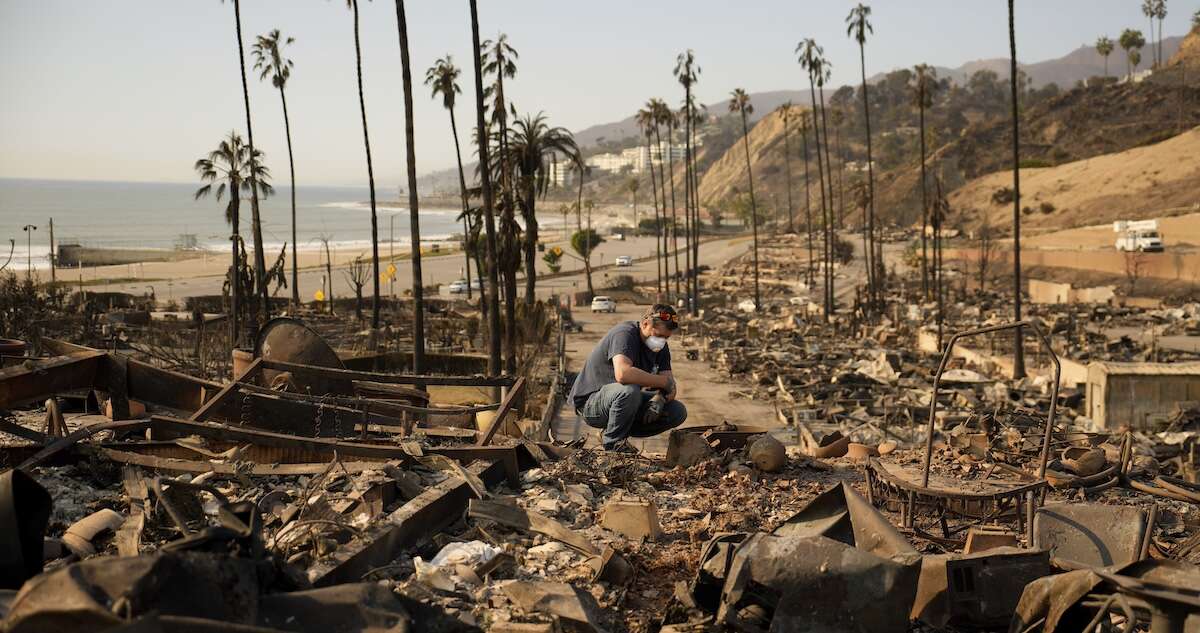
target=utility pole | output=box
[48,218,56,286]
[22,225,37,282]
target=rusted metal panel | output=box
[309,459,506,587]
[945,548,1051,628]
[1034,503,1151,569]
[0,352,103,409]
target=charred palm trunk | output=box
[232,0,270,327]
[859,40,879,314]
[395,0,425,371]
[808,79,831,321]
[801,119,814,291]
[229,187,241,345]
[666,122,680,302]
[919,93,929,302]
[495,67,518,375]
[783,110,795,234]
[278,86,299,308]
[523,183,538,307]
[740,109,761,309]
[646,136,664,295]
[818,84,836,318]
[469,0,501,378]
[687,95,701,311]
[652,125,670,297]
[1009,0,1026,378]
[686,97,696,311]
[449,106,473,300]
[349,0,381,330]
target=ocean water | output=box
[0,178,465,271]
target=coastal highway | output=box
[99,234,755,306]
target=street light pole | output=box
[22,224,37,282]
[389,214,395,299]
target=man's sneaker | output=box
[604,440,639,455]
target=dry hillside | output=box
[948,126,1200,231]
[696,105,843,226]
[874,78,1200,226]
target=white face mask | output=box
[645,335,667,352]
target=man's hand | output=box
[663,375,678,401]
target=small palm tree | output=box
[847,3,879,312]
[674,50,701,311]
[504,112,579,306]
[1142,0,1157,67]
[1155,2,1167,69]
[655,99,681,301]
[1119,28,1146,80]
[798,111,815,289]
[729,89,761,310]
[911,63,937,301]
[194,132,273,346]
[637,105,665,294]
[482,32,520,373]
[468,0,502,379]
[252,29,300,308]
[394,0,426,372]
[778,103,796,234]
[650,98,678,299]
[425,56,475,301]
[797,38,833,319]
[1096,36,1114,78]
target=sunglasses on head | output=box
[648,311,679,329]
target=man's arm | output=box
[612,354,672,391]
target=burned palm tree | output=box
[194,132,273,346]
[425,55,476,300]
[729,88,761,310]
[252,29,300,308]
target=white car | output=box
[447,278,483,294]
[591,296,616,313]
[615,255,633,267]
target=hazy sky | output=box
[1,1,1193,188]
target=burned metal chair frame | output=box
[867,321,1060,542]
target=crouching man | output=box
[567,304,688,453]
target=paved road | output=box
[102,234,752,305]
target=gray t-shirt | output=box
[569,320,671,410]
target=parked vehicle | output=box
[615,255,633,267]
[591,296,616,313]
[447,278,483,294]
[1114,220,1164,252]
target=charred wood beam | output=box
[478,377,526,446]
[310,459,507,587]
[190,358,263,422]
[0,351,104,409]
[260,358,515,388]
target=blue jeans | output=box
[577,383,688,449]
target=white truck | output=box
[1113,220,1164,252]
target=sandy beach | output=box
[60,204,669,301]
